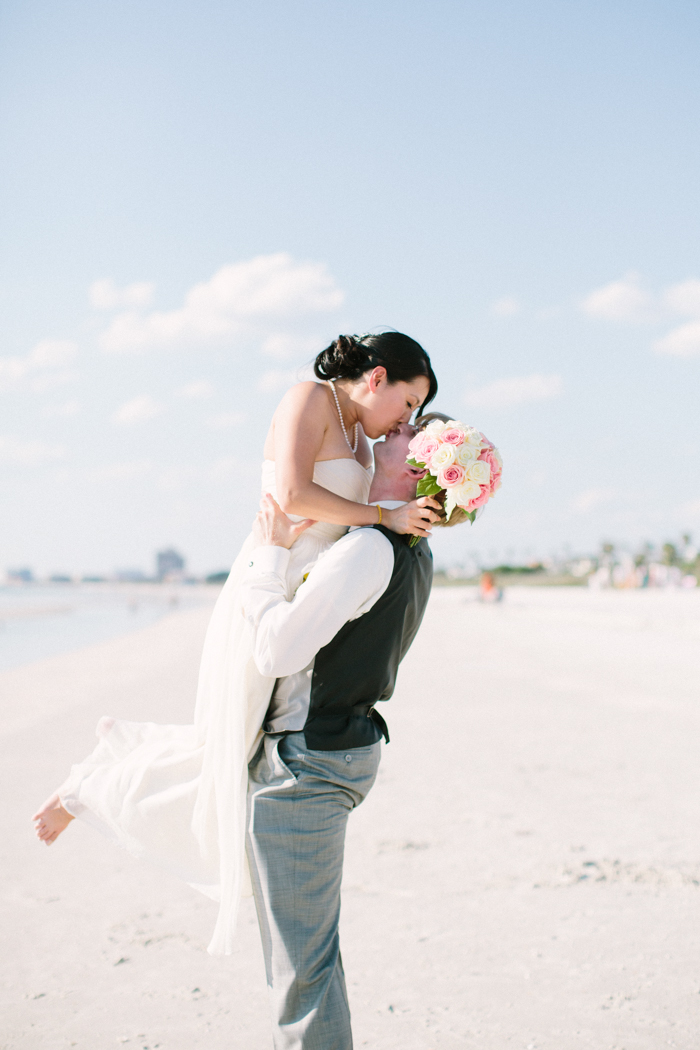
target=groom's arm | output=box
[240,528,394,678]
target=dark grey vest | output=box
[302,525,433,750]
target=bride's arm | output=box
[271,383,438,538]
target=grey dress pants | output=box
[246,731,381,1050]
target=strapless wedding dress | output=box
[61,458,372,955]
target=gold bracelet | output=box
[376,505,382,525]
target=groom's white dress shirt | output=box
[240,501,406,735]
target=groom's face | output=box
[372,422,419,477]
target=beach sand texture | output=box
[4,585,700,1049]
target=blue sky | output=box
[1,0,699,575]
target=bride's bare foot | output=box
[32,792,74,845]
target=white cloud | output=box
[206,411,247,430]
[257,369,304,394]
[30,339,78,367]
[90,278,155,310]
[209,455,239,481]
[571,488,617,513]
[43,399,80,418]
[54,460,152,484]
[157,466,197,491]
[260,333,321,360]
[99,253,344,354]
[0,339,78,392]
[653,321,700,358]
[176,380,215,399]
[112,395,164,425]
[0,436,66,466]
[490,296,520,316]
[579,272,700,355]
[88,461,152,482]
[663,279,700,317]
[581,272,652,322]
[257,361,315,394]
[677,497,700,519]
[464,373,563,410]
[208,457,259,482]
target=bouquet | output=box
[407,419,502,544]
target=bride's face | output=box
[356,370,430,439]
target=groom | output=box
[240,420,447,1050]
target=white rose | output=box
[463,427,483,448]
[430,443,457,468]
[456,443,479,466]
[467,460,491,485]
[424,419,447,437]
[452,479,481,505]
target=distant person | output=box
[479,570,503,602]
[33,333,441,957]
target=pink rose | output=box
[408,432,440,465]
[479,432,495,450]
[471,484,491,508]
[436,464,465,488]
[440,427,466,446]
[479,450,502,486]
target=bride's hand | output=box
[383,497,442,538]
[253,493,316,550]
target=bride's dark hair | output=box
[313,331,437,414]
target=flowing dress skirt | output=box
[61,459,371,954]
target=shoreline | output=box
[0,583,220,674]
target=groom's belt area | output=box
[265,704,389,751]
[303,703,389,751]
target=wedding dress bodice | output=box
[261,458,373,544]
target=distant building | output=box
[7,568,33,583]
[156,548,186,581]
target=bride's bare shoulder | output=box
[274,381,330,419]
[264,381,332,458]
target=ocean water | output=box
[0,583,218,672]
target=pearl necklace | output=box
[328,380,358,454]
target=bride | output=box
[32,330,440,954]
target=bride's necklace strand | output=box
[328,380,358,454]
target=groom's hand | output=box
[253,493,316,550]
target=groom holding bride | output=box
[34,332,493,1050]
[242,419,438,1048]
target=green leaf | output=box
[406,456,424,468]
[416,475,442,497]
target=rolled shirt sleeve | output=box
[240,528,395,678]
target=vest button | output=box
[345,754,352,763]
[248,560,253,567]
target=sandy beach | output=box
[4,585,700,1049]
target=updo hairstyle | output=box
[314,331,437,414]
[414,411,472,529]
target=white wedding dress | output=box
[61,458,372,954]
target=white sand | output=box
[3,585,700,1049]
